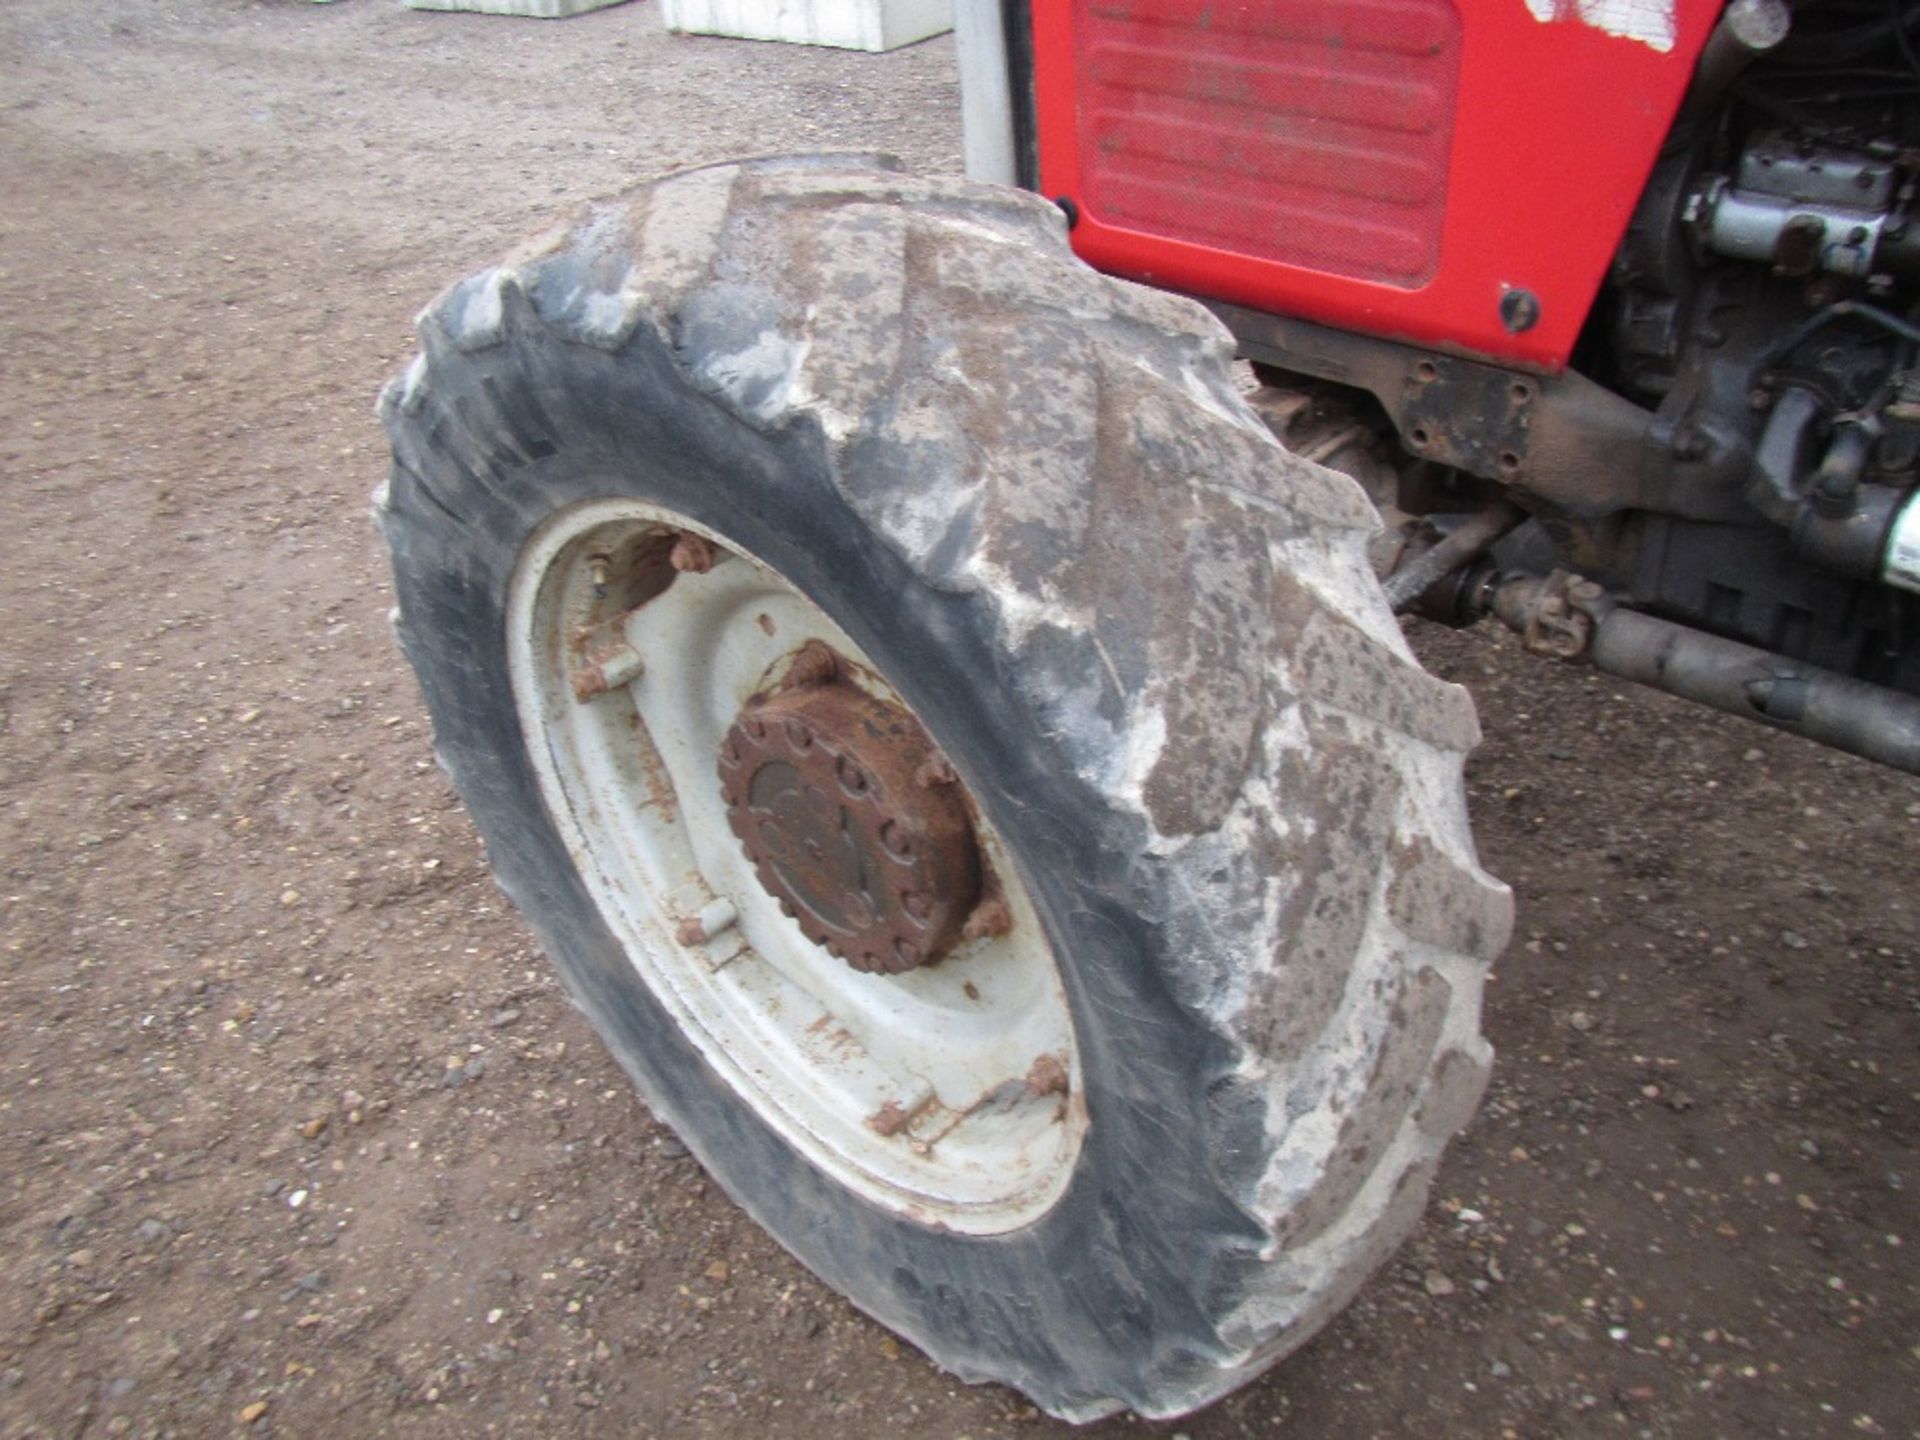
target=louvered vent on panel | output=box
[1075,0,1462,288]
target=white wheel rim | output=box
[506,498,1086,1234]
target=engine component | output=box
[1884,491,1920,593]
[1748,383,1919,589]
[1680,0,1791,134]
[1692,134,1912,281]
[1470,572,1920,771]
[1381,499,1525,613]
[1620,512,1920,693]
[1591,607,1920,771]
[1490,571,1603,660]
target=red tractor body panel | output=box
[1033,0,1720,371]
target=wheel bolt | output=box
[669,533,721,574]
[572,642,645,701]
[676,897,738,946]
[962,897,1012,942]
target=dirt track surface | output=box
[1,3,1915,1436]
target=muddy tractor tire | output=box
[375,155,1510,1421]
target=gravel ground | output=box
[1,3,1915,1437]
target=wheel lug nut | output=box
[572,642,645,701]
[784,640,839,688]
[676,897,738,946]
[669,533,722,574]
[962,897,1012,942]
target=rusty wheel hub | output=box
[718,649,982,974]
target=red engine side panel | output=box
[1034,0,1721,371]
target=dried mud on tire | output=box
[378,156,1508,1418]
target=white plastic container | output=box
[404,0,632,16]
[660,0,951,52]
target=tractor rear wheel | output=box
[376,155,1510,1421]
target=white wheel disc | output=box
[506,498,1086,1234]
